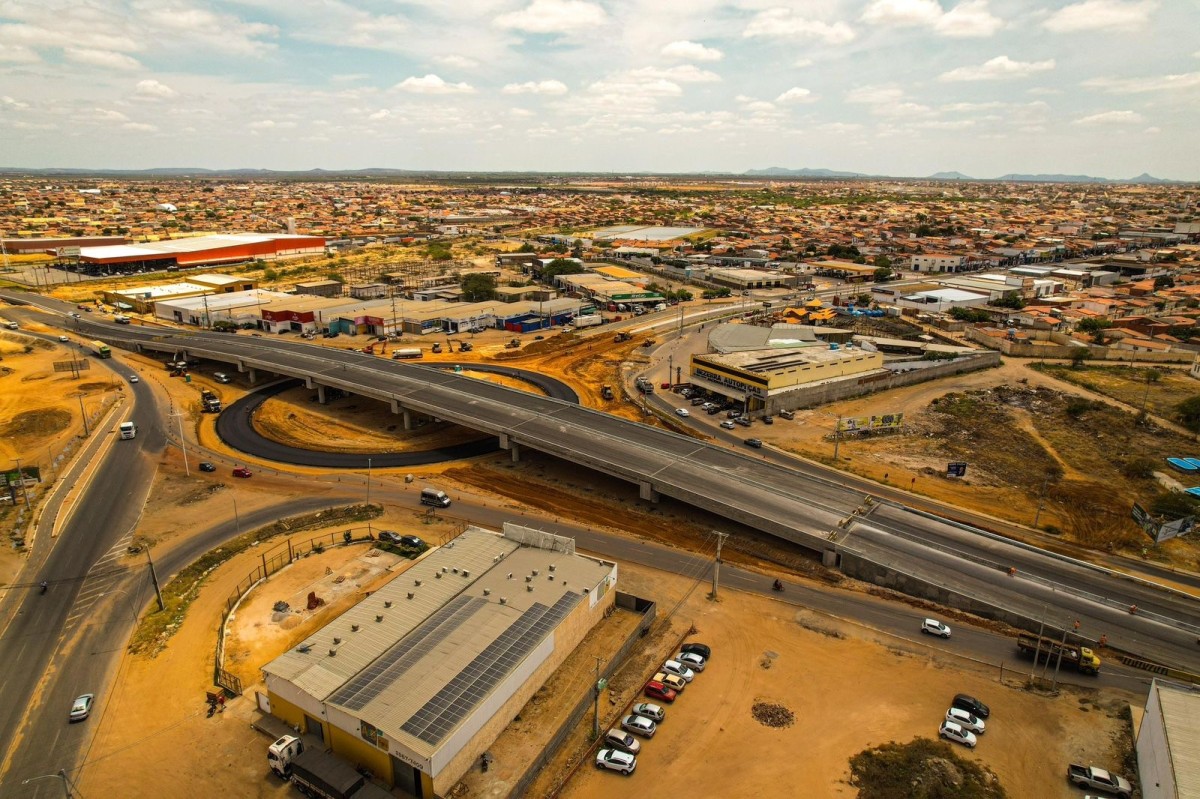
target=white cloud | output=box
[661,40,723,62]
[794,58,814,68]
[510,108,534,117]
[1043,0,1158,32]
[64,47,141,70]
[744,9,856,44]
[776,87,816,103]
[502,80,569,95]
[1,95,31,111]
[0,43,39,63]
[818,121,863,134]
[875,101,933,118]
[1072,110,1144,125]
[861,0,1002,37]
[122,121,157,132]
[588,77,680,98]
[1083,72,1200,93]
[133,79,178,100]
[629,65,720,83]
[1144,126,1160,133]
[494,0,606,34]
[91,108,130,123]
[437,55,479,70]
[939,56,1055,82]
[395,74,476,94]
[250,120,276,130]
[845,85,905,104]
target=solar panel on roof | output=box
[401,592,581,746]
[331,594,486,711]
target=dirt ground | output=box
[554,565,1135,799]
[0,316,126,585]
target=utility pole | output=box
[146,549,164,612]
[667,354,673,388]
[171,410,190,476]
[709,531,729,600]
[366,457,372,506]
[77,394,90,437]
[591,654,606,740]
[1033,472,1050,527]
[833,416,842,460]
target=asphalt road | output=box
[4,293,1199,676]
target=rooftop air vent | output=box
[525,576,532,583]
[532,569,539,577]
[453,567,459,574]
[499,597,507,605]
[548,574,554,581]
[333,637,341,645]
[328,649,337,657]
[407,592,415,600]
[351,625,359,632]
[549,564,556,572]
[385,600,393,607]
[376,615,383,622]
[483,589,491,596]
[435,572,442,579]
[462,570,470,578]
[527,584,534,592]
[507,573,513,579]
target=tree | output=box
[988,292,1024,310]
[542,258,585,283]
[1154,275,1176,289]
[461,273,497,302]
[425,242,453,261]
[874,255,892,268]
[949,307,990,323]
[1069,347,1090,369]
[873,267,893,282]
[1176,396,1200,433]
[1076,317,1112,334]
[517,242,537,253]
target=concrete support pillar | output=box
[402,409,412,431]
[510,443,520,462]
[305,376,315,389]
[390,399,399,414]
[498,433,510,450]
[316,385,327,404]
[639,481,660,503]
[822,549,841,568]
[247,368,257,384]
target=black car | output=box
[952,694,990,719]
[198,462,217,472]
[745,438,763,449]
[681,642,711,660]
[762,416,774,425]
[378,531,426,549]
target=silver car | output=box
[662,659,696,683]
[603,728,641,755]
[939,720,977,748]
[69,693,94,722]
[621,714,657,738]
[631,702,665,723]
[676,652,706,672]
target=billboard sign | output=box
[57,246,81,258]
[872,413,904,430]
[838,413,904,433]
[837,416,871,433]
[1132,503,1195,543]
[946,462,967,478]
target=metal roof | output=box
[1156,681,1200,798]
[263,526,613,762]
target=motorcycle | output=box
[772,579,784,593]
[39,581,48,595]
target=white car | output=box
[945,707,986,734]
[676,651,706,672]
[675,407,690,417]
[621,714,657,738]
[58,335,69,342]
[69,693,94,722]
[661,659,696,683]
[921,618,951,638]
[939,720,977,748]
[128,375,139,383]
[631,702,664,723]
[595,748,636,775]
[720,420,736,429]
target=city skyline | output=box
[1,0,1198,179]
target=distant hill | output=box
[927,171,975,180]
[994,172,1178,184]
[744,167,870,178]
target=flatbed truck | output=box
[1017,633,1101,675]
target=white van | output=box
[420,488,451,508]
[119,421,137,440]
[213,372,232,384]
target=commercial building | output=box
[154,289,292,327]
[1136,679,1200,799]
[706,268,797,291]
[262,524,617,798]
[101,273,258,313]
[76,233,325,273]
[909,253,967,273]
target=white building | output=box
[910,253,967,273]
[1136,679,1200,799]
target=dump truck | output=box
[601,384,614,401]
[613,331,632,343]
[1067,764,1133,797]
[505,338,521,349]
[1017,633,1101,675]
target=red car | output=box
[660,381,671,390]
[644,680,677,703]
[232,467,253,478]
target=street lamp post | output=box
[172,410,190,476]
[21,769,72,797]
[77,394,90,437]
[366,457,372,506]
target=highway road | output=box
[3,292,1199,678]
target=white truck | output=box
[268,736,390,799]
[1067,764,1133,797]
[119,421,137,440]
[573,314,603,328]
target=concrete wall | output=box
[432,585,617,796]
[764,353,1001,413]
[503,593,657,799]
[965,326,1195,363]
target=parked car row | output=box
[597,642,711,777]
[938,693,991,749]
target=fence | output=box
[505,593,656,799]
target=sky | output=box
[0,0,1198,178]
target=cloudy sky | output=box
[1,0,1197,178]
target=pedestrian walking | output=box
[218,695,226,713]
